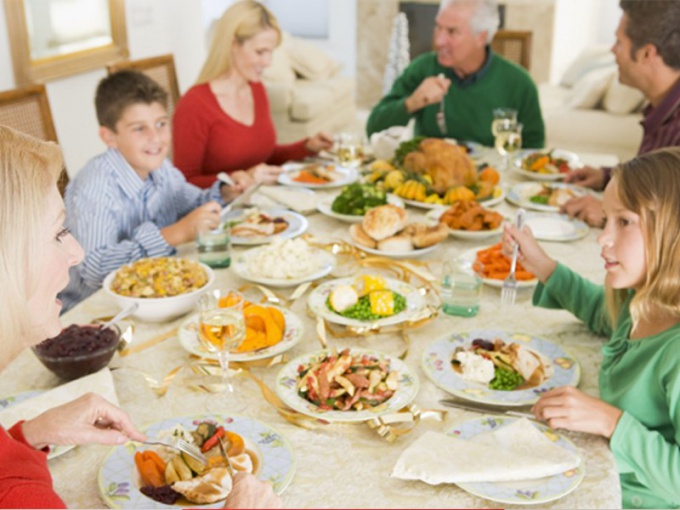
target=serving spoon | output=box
[100,303,138,330]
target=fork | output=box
[141,437,208,466]
[435,73,447,135]
[500,208,526,308]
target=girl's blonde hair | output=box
[605,147,680,328]
[0,126,63,365]
[196,0,281,84]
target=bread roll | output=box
[377,234,414,253]
[362,204,407,241]
[349,224,376,248]
[405,222,449,248]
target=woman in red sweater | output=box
[0,126,281,509]
[173,0,333,188]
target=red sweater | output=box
[173,82,312,188]
[0,422,65,508]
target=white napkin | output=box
[253,186,319,214]
[0,368,119,428]
[392,418,581,484]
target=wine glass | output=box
[197,289,246,409]
[491,108,518,138]
[494,120,523,172]
[334,132,365,168]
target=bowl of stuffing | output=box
[103,257,214,322]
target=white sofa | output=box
[262,33,358,143]
[538,46,645,162]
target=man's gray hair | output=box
[439,0,500,44]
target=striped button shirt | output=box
[59,149,224,312]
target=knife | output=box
[221,182,262,220]
[217,436,236,476]
[439,398,535,420]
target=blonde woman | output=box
[504,147,680,509]
[0,126,280,509]
[173,0,333,188]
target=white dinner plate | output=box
[351,240,440,259]
[402,187,505,210]
[425,208,505,240]
[275,348,419,423]
[459,245,538,289]
[444,138,484,158]
[98,414,295,509]
[316,194,405,223]
[232,245,334,288]
[307,276,426,328]
[512,149,582,182]
[505,182,588,212]
[0,390,74,460]
[450,417,585,505]
[178,307,304,362]
[224,208,308,245]
[422,329,580,406]
[523,213,590,242]
[278,162,359,189]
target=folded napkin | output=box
[392,418,581,484]
[0,368,119,428]
[252,186,319,214]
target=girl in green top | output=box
[504,148,680,509]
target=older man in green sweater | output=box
[367,0,545,148]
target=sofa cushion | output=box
[289,76,354,121]
[287,36,342,81]
[560,45,615,88]
[263,32,296,85]
[602,78,645,114]
[565,66,617,109]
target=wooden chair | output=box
[0,84,69,195]
[491,30,532,71]
[107,54,181,118]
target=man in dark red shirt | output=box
[561,0,680,227]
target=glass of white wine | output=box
[334,132,365,168]
[494,120,523,172]
[197,289,246,407]
[491,107,518,138]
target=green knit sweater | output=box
[366,51,545,148]
[534,263,680,509]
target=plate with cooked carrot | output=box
[279,162,358,189]
[512,149,581,181]
[459,243,538,288]
[178,303,303,362]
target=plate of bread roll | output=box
[349,204,448,259]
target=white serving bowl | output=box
[103,261,214,322]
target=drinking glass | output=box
[334,132,365,168]
[197,289,246,408]
[441,259,483,317]
[491,108,518,138]
[494,120,523,172]
[197,223,231,269]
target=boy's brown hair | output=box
[95,70,168,131]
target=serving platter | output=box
[275,348,419,423]
[523,213,590,242]
[451,416,585,505]
[458,245,538,289]
[402,186,505,210]
[422,329,579,406]
[351,241,440,259]
[425,208,504,240]
[98,414,295,509]
[316,194,405,223]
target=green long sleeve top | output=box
[534,263,680,509]
[366,51,545,148]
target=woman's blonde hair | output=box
[196,0,281,84]
[0,126,63,364]
[605,147,680,329]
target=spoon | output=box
[217,172,236,187]
[100,303,138,330]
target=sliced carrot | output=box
[142,450,166,475]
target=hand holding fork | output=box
[501,208,526,308]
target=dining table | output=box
[0,147,623,508]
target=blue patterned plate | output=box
[276,348,419,423]
[422,329,579,406]
[451,416,585,505]
[0,390,74,460]
[98,414,295,509]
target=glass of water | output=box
[441,259,483,317]
[197,224,231,269]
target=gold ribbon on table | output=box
[366,404,447,443]
[237,281,314,307]
[118,327,178,357]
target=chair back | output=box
[107,54,181,118]
[491,30,532,71]
[0,84,69,195]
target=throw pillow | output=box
[560,45,615,88]
[602,78,645,114]
[287,36,340,81]
[262,32,296,85]
[565,66,617,109]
